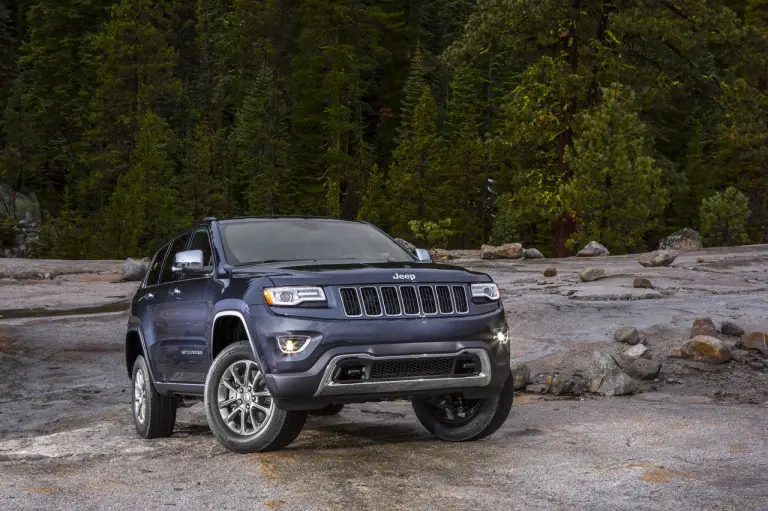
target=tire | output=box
[411,374,514,442]
[309,403,345,416]
[131,355,177,439]
[204,341,306,453]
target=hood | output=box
[229,261,491,286]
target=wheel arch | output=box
[125,327,150,380]
[211,310,258,362]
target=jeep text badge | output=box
[392,273,416,281]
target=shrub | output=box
[699,187,751,246]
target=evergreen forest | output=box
[1,0,767,258]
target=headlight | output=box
[263,286,326,306]
[471,283,500,301]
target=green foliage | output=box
[562,85,668,253]
[700,187,751,246]
[2,0,768,259]
[408,218,454,248]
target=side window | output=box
[145,245,168,287]
[188,229,213,266]
[159,234,189,284]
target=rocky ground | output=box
[0,246,767,510]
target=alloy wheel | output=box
[134,368,147,424]
[217,360,274,436]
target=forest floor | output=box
[0,246,767,510]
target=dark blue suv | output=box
[126,217,513,453]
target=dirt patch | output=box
[0,300,130,319]
[75,273,122,283]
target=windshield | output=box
[219,219,414,265]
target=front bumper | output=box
[249,305,510,409]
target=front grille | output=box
[338,284,469,317]
[369,357,455,380]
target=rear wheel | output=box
[204,342,306,453]
[310,403,345,416]
[411,374,514,442]
[131,355,177,439]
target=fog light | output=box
[494,328,509,344]
[277,335,311,354]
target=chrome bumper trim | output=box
[313,349,492,397]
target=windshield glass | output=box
[219,219,414,265]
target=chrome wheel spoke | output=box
[221,379,237,394]
[229,366,243,387]
[251,402,270,414]
[219,397,238,408]
[225,406,241,423]
[252,390,270,397]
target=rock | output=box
[525,383,547,394]
[741,324,768,356]
[659,228,703,251]
[632,277,653,289]
[524,248,544,259]
[480,243,524,260]
[542,267,557,277]
[510,362,531,390]
[393,238,416,254]
[720,321,744,337]
[681,335,732,364]
[691,317,717,338]
[748,360,765,370]
[625,358,662,380]
[637,250,678,268]
[123,258,150,281]
[545,373,586,396]
[577,241,609,257]
[433,249,455,261]
[614,327,641,345]
[624,344,651,360]
[579,267,606,282]
[588,351,638,396]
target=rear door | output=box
[154,229,214,384]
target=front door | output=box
[154,229,215,384]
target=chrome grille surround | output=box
[338,284,469,317]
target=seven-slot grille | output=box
[339,285,469,317]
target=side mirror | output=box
[414,248,432,263]
[172,249,211,275]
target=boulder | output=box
[393,238,416,254]
[588,351,638,396]
[480,243,524,260]
[741,324,768,356]
[123,258,150,281]
[614,327,641,345]
[633,277,653,289]
[681,335,732,364]
[542,267,557,277]
[691,317,717,338]
[545,373,586,396]
[510,361,531,390]
[579,267,606,282]
[659,228,703,251]
[524,248,544,259]
[637,250,678,268]
[624,358,662,380]
[720,321,745,337]
[577,241,609,257]
[624,344,651,360]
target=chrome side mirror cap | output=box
[172,249,205,273]
[414,248,432,263]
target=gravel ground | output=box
[0,246,767,510]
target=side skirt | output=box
[154,382,205,397]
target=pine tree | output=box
[230,65,290,216]
[357,163,389,228]
[562,85,668,253]
[396,44,428,141]
[387,86,441,238]
[103,111,182,257]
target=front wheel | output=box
[204,342,306,453]
[411,374,514,442]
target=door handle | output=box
[169,288,181,297]
[139,292,154,301]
